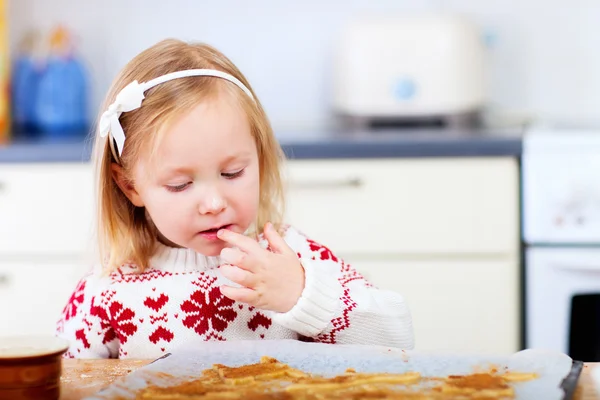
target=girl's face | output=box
[119,92,261,256]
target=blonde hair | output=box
[92,39,285,272]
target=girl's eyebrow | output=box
[156,166,195,179]
[221,152,253,165]
[163,166,195,174]
[159,152,253,176]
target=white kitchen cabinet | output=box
[0,157,520,350]
[283,158,518,255]
[0,162,94,336]
[351,257,519,355]
[0,258,85,336]
[0,163,95,255]
[283,157,520,354]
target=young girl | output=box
[56,39,414,359]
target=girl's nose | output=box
[198,192,227,215]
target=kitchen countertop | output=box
[60,359,597,400]
[0,128,523,163]
[279,128,523,159]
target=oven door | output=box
[526,247,600,361]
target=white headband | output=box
[98,69,254,159]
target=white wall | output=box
[8,0,600,135]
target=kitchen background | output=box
[7,0,600,133]
[2,0,600,362]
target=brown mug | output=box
[0,335,69,400]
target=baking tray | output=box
[85,340,583,399]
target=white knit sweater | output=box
[56,226,414,359]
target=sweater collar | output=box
[150,243,222,273]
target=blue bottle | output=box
[33,27,88,137]
[11,32,42,136]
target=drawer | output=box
[0,163,94,255]
[0,259,85,336]
[351,257,519,354]
[283,158,519,256]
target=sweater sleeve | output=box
[269,227,415,349]
[55,272,119,359]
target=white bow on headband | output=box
[98,69,255,158]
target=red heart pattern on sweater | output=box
[144,294,169,312]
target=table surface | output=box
[59,359,599,399]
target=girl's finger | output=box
[217,229,261,256]
[220,285,259,305]
[219,264,257,288]
[263,222,293,255]
[220,247,257,272]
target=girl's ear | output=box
[111,163,145,207]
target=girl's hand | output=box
[217,223,305,313]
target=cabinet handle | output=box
[554,263,600,272]
[290,177,363,190]
[0,274,10,286]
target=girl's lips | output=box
[197,224,233,241]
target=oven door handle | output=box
[553,262,600,272]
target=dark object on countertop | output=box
[561,360,584,400]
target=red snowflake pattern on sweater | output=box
[62,279,86,321]
[109,301,138,343]
[75,328,90,349]
[90,301,116,345]
[181,285,237,337]
[307,239,338,262]
[91,294,137,344]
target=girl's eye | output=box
[222,169,245,180]
[166,182,191,192]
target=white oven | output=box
[523,125,600,362]
[526,248,600,361]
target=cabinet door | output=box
[0,259,86,336]
[350,257,519,354]
[0,163,94,255]
[283,158,519,256]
